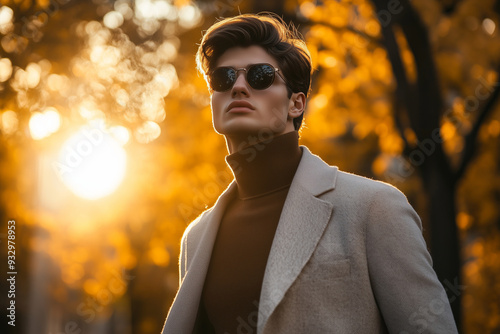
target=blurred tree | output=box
[370,0,500,330]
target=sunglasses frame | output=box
[208,63,287,92]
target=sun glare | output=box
[54,120,127,200]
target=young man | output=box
[162,13,458,334]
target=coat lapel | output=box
[257,147,338,332]
[162,181,237,334]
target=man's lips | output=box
[226,100,255,113]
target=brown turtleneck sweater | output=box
[197,131,302,334]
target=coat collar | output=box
[294,146,338,196]
[256,146,337,333]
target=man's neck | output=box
[225,131,302,200]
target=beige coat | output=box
[162,146,458,334]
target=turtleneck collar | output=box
[225,131,302,200]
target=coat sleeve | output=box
[179,230,188,285]
[365,185,458,333]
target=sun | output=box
[54,120,127,200]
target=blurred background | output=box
[0,0,499,333]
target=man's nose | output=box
[231,71,250,95]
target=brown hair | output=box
[196,13,312,130]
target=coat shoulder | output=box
[300,147,404,200]
[182,181,237,241]
[335,169,405,199]
[182,207,213,241]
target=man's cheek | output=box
[269,104,286,128]
[211,101,225,121]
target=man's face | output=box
[210,45,298,141]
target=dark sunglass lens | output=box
[211,67,236,91]
[248,64,275,89]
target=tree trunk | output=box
[370,0,462,329]
[421,150,462,329]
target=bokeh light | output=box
[103,11,124,29]
[0,6,14,34]
[0,110,18,135]
[29,107,61,140]
[482,18,496,35]
[0,57,13,82]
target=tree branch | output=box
[393,94,411,154]
[304,21,382,45]
[454,69,500,182]
[369,0,419,152]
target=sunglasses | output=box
[208,63,287,92]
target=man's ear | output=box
[288,92,306,119]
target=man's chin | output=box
[216,125,265,138]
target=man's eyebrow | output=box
[216,62,278,68]
[216,62,250,68]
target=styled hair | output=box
[196,13,312,130]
